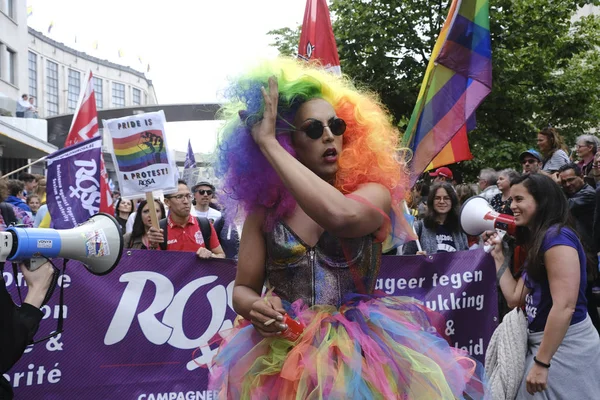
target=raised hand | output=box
[250,76,280,148]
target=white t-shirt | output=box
[191,207,221,224]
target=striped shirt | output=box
[542,149,570,172]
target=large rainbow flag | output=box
[403,0,491,185]
[112,129,169,172]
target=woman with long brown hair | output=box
[403,182,469,255]
[537,127,569,173]
[487,173,600,397]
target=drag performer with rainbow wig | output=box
[209,58,488,399]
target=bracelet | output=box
[496,258,510,280]
[533,356,551,369]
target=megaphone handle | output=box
[28,256,46,271]
[484,230,506,253]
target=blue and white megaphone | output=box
[0,213,123,274]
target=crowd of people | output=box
[3,57,600,399]
[403,127,600,398]
[0,172,44,230]
[112,180,240,260]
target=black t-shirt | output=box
[435,224,457,253]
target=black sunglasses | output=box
[196,189,213,195]
[278,116,346,140]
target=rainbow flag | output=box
[425,116,474,171]
[403,0,491,185]
[112,130,169,172]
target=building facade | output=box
[0,0,157,176]
[27,28,157,118]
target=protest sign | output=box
[103,111,178,198]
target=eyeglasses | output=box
[196,189,213,196]
[166,193,193,201]
[278,115,346,140]
[434,196,451,203]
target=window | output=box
[3,47,16,84]
[112,82,125,107]
[28,52,37,99]
[5,0,14,19]
[93,77,103,109]
[46,61,59,116]
[132,88,141,105]
[67,69,81,112]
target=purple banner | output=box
[5,250,496,399]
[46,136,102,229]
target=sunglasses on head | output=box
[278,115,346,140]
[196,189,213,195]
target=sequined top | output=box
[265,220,381,308]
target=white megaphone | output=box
[0,213,123,274]
[460,196,516,253]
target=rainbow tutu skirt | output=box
[209,294,489,399]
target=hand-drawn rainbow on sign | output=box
[103,110,178,197]
[112,129,169,172]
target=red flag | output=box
[298,0,341,75]
[64,71,114,215]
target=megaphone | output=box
[0,213,123,274]
[460,196,516,252]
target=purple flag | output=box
[184,139,196,169]
[46,136,102,229]
[6,250,496,398]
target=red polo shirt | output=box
[165,214,220,252]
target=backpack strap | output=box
[196,217,212,248]
[159,218,168,250]
[158,216,212,250]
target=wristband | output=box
[496,258,509,280]
[533,356,551,369]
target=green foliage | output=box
[266,26,301,57]
[267,1,600,182]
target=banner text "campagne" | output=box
[138,391,218,400]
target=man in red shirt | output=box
[148,180,225,259]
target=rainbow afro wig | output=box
[215,58,408,230]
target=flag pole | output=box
[144,191,160,249]
[145,192,160,228]
[402,64,438,148]
[1,155,48,179]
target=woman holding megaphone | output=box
[485,173,600,398]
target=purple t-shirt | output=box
[523,226,588,332]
